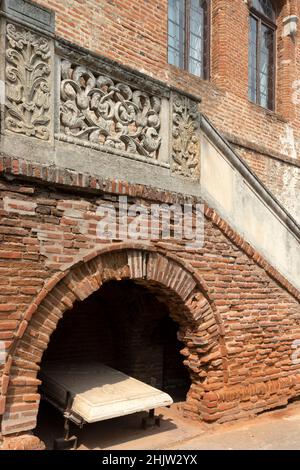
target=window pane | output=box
[259,24,274,109]
[251,0,275,21]
[188,0,205,77]
[168,0,185,68]
[248,15,258,103]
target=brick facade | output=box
[42,280,190,391]
[30,0,300,220]
[0,0,300,450]
[0,161,300,446]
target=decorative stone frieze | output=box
[58,60,162,159]
[171,93,201,179]
[1,28,203,177]
[5,22,51,140]
[1,25,203,177]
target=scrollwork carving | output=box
[59,60,162,159]
[5,23,51,140]
[171,94,200,179]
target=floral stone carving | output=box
[59,60,162,159]
[5,23,51,140]
[171,94,200,179]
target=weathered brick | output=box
[0,0,299,446]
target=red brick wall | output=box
[0,170,300,439]
[1,1,300,447]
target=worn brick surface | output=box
[24,0,300,220]
[0,172,299,439]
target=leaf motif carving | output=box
[5,23,51,141]
[171,94,200,179]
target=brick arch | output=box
[1,243,227,438]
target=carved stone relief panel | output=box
[5,22,52,140]
[58,60,162,160]
[171,93,200,179]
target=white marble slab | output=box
[40,362,173,423]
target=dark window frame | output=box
[168,0,210,80]
[249,1,276,110]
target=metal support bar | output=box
[141,409,161,429]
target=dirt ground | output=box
[35,399,300,450]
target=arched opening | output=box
[35,279,191,448]
[1,247,225,449]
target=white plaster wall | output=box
[200,134,300,292]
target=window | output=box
[168,0,210,79]
[248,0,276,110]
